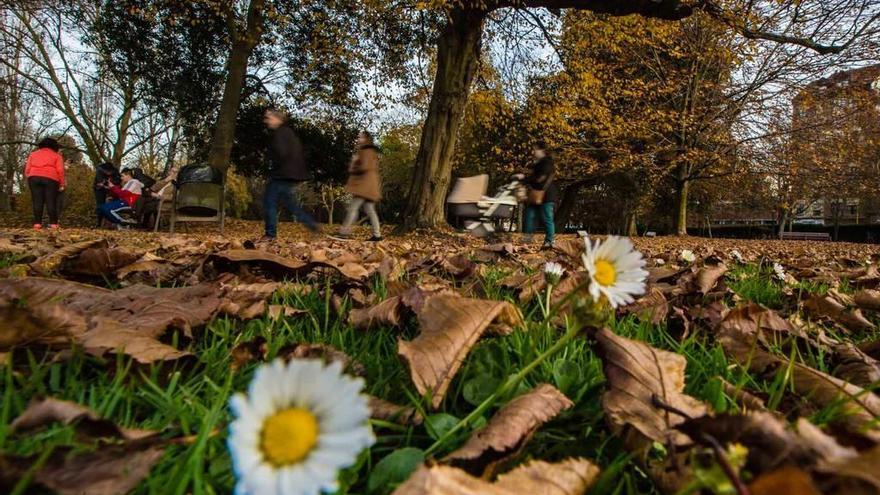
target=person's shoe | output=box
[369,236,384,242]
[32,224,42,231]
[258,235,276,243]
[328,233,352,241]
[48,224,60,230]
[540,241,555,251]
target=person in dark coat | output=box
[261,109,318,241]
[523,140,558,250]
[94,162,121,227]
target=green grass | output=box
[1,263,876,494]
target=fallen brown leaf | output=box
[804,293,876,333]
[11,397,156,441]
[620,287,668,325]
[594,327,709,452]
[392,457,599,495]
[399,294,523,408]
[748,466,822,495]
[0,440,167,495]
[444,384,573,476]
[368,396,424,426]
[29,239,104,276]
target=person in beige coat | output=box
[338,131,383,241]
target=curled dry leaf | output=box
[368,396,423,426]
[350,296,407,330]
[29,239,104,276]
[621,287,668,325]
[853,289,880,312]
[594,327,709,452]
[444,384,573,476]
[11,397,157,441]
[59,246,141,278]
[0,440,167,495]
[208,249,370,281]
[695,262,727,294]
[392,458,599,495]
[830,341,880,388]
[804,293,876,333]
[399,294,523,409]
[0,276,276,364]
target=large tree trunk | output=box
[207,0,265,173]
[674,177,690,236]
[401,7,486,230]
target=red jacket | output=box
[108,183,141,207]
[25,148,65,187]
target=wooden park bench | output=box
[780,231,831,241]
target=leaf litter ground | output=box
[1,220,880,495]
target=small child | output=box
[98,168,144,225]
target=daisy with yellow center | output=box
[228,359,374,495]
[582,236,648,308]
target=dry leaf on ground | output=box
[29,239,105,276]
[444,384,573,476]
[594,327,709,451]
[804,293,876,333]
[748,466,822,495]
[620,287,668,325]
[392,458,599,495]
[0,441,167,495]
[368,396,424,426]
[717,306,880,441]
[399,294,523,409]
[11,397,157,441]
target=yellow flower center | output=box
[594,259,617,286]
[260,408,319,466]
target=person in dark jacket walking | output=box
[523,140,558,250]
[261,109,318,241]
[24,137,65,230]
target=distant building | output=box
[791,64,880,226]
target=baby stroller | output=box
[447,174,520,238]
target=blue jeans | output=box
[263,179,317,237]
[99,199,129,224]
[524,202,555,243]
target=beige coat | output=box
[345,146,381,202]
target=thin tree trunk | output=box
[401,7,486,230]
[777,207,789,239]
[625,212,637,237]
[207,0,265,173]
[674,178,690,235]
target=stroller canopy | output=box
[447,174,488,204]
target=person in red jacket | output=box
[98,168,144,226]
[24,137,65,230]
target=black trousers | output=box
[28,176,60,225]
[95,187,108,226]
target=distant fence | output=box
[687,224,880,243]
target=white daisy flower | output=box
[772,262,786,282]
[730,250,745,264]
[680,250,696,264]
[582,236,649,308]
[654,258,666,266]
[543,261,565,284]
[228,359,375,495]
